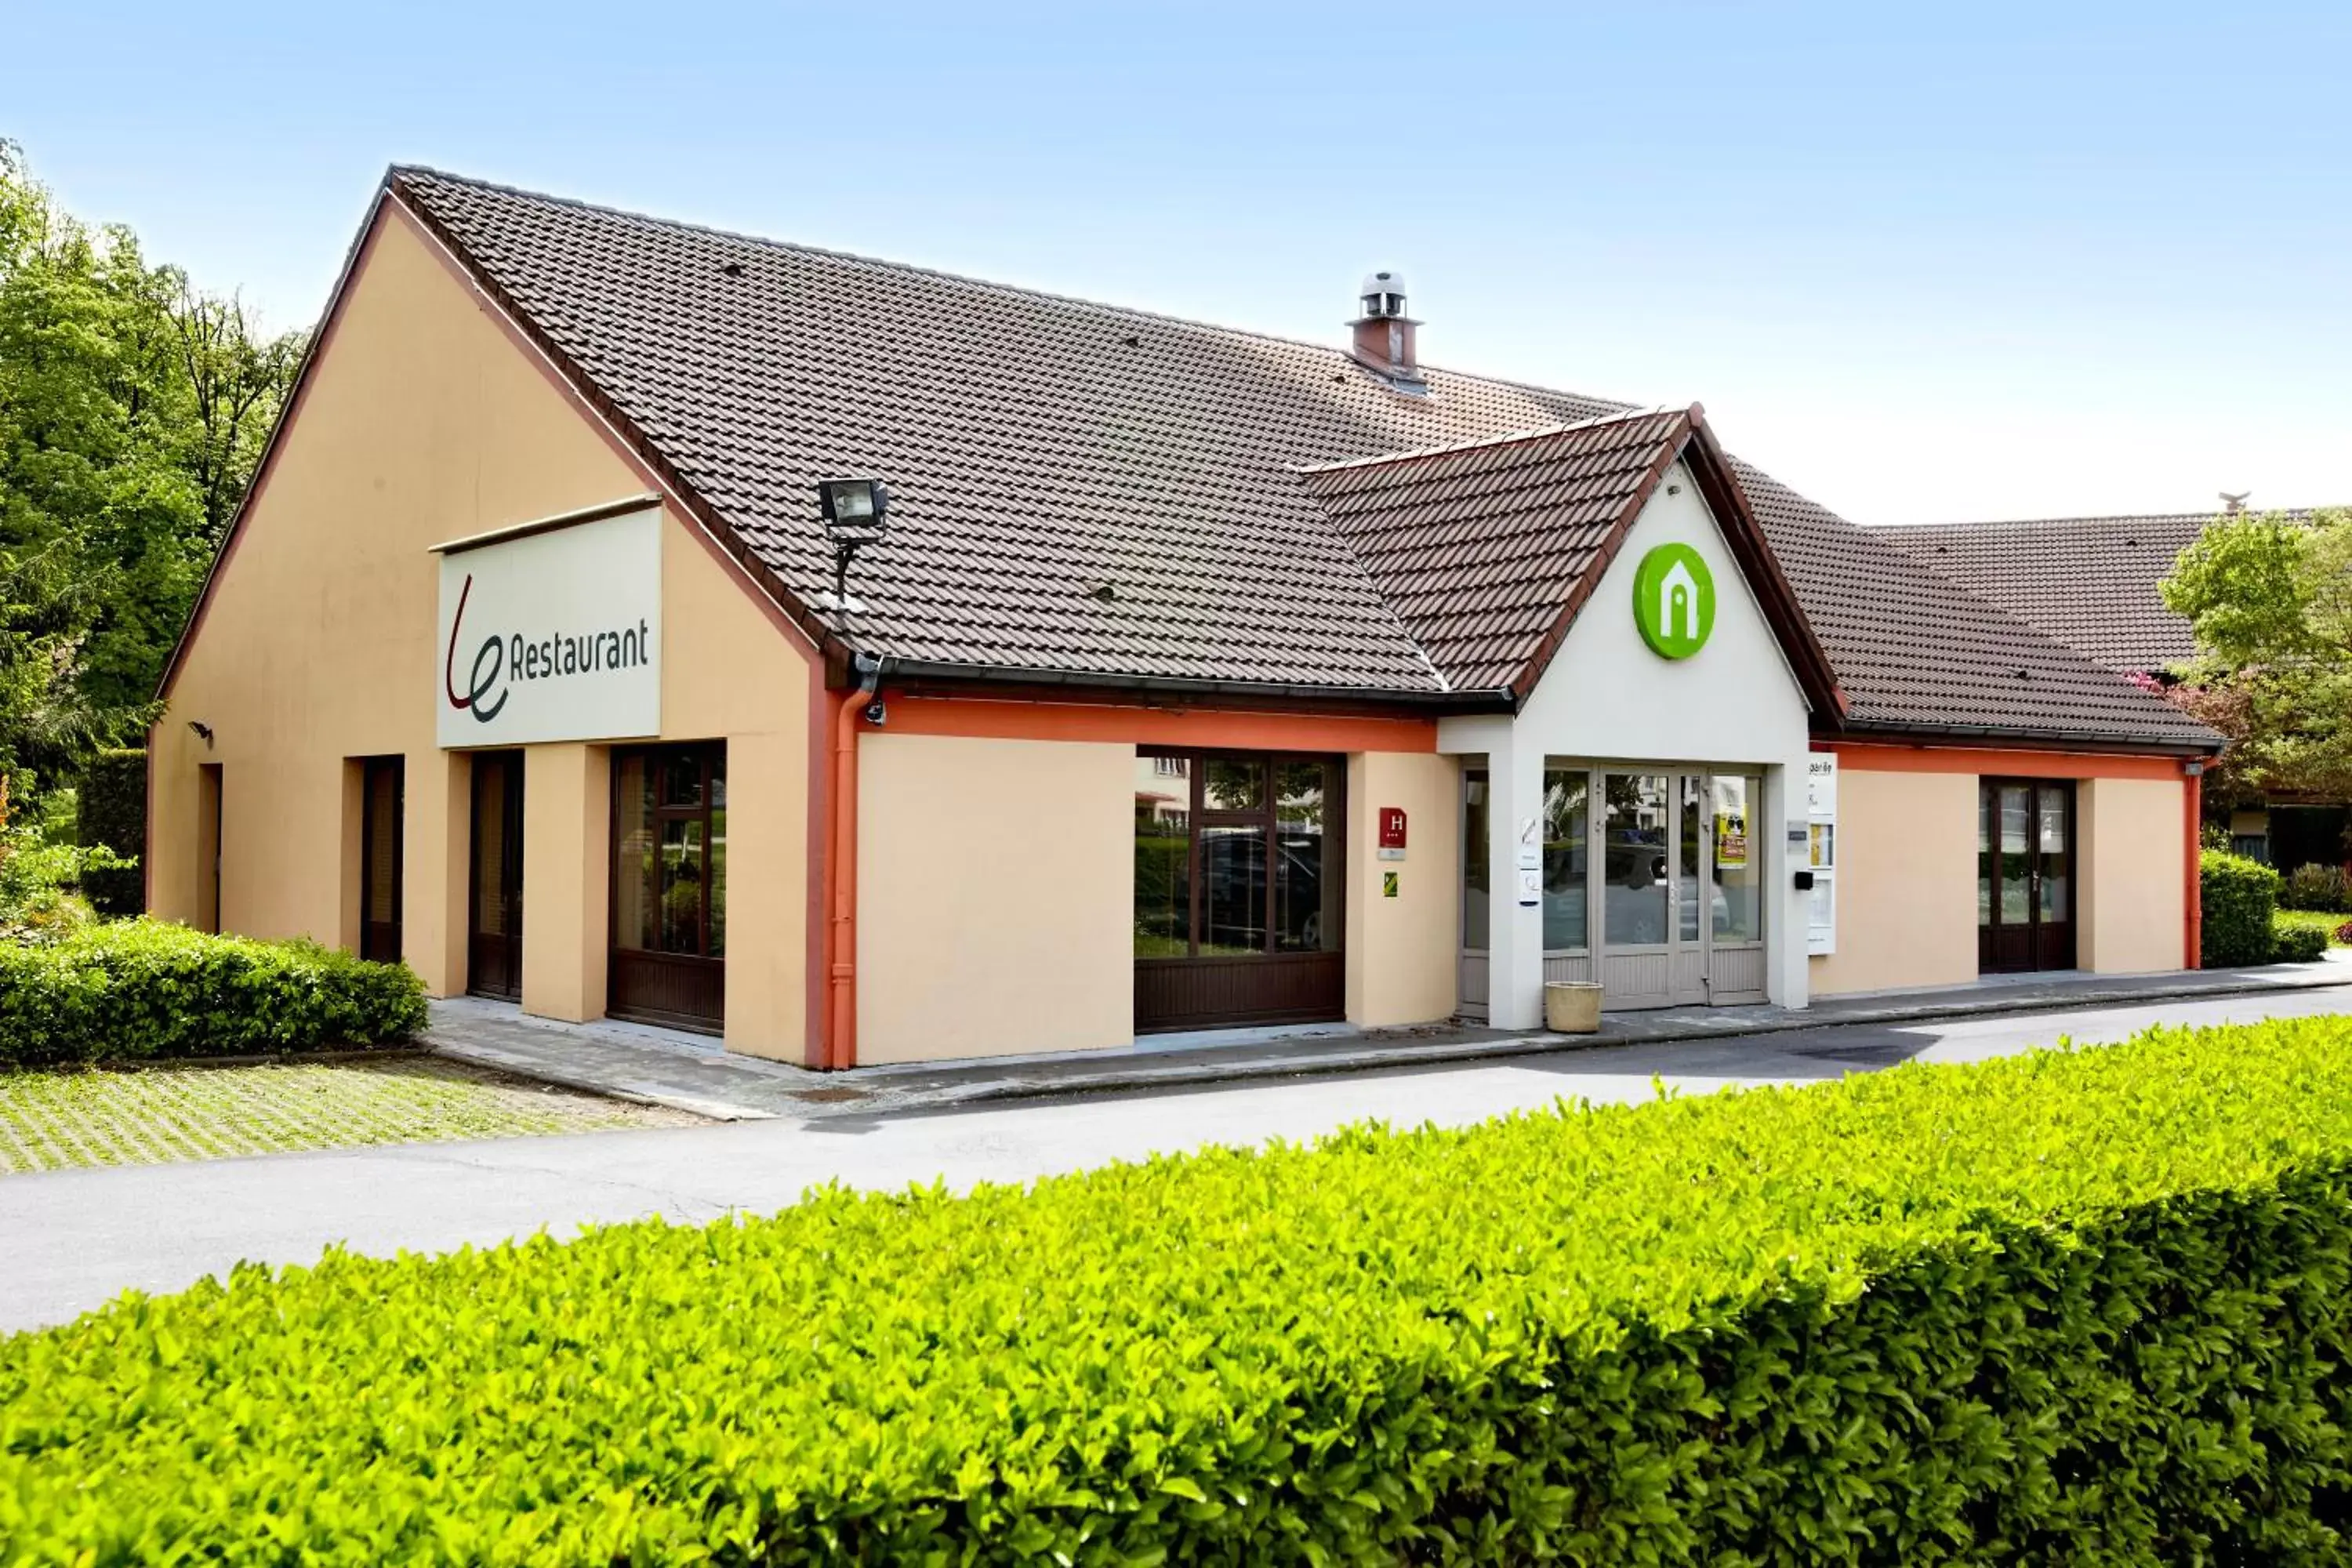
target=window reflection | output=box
[615,745,724,958]
[1999,785,2031,924]
[1133,754,1190,957]
[1541,770,1588,951]
[1603,773,1670,946]
[2037,785,2068,921]
[1711,774,1762,942]
[1274,761,1336,953]
[1199,826,1266,955]
[1462,771,1490,953]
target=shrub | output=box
[74,748,145,916]
[2272,919,2332,962]
[7,1018,2352,1563]
[2339,919,2352,946]
[2200,848,2281,964]
[2282,861,2352,913]
[0,920,426,1067]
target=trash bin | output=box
[1544,981,1603,1034]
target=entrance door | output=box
[468,750,524,1000]
[1980,779,2075,972]
[1598,772,1710,1008]
[1133,750,1345,1032]
[610,742,726,1032]
[359,757,404,964]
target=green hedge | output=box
[73,748,145,916]
[2201,848,2281,964]
[2273,918,2332,962]
[8,1018,2352,1562]
[0,921,426,1068]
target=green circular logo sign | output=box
[1631,543,1715,659]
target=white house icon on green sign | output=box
[1632,543,1715,659]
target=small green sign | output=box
[1381,871,1399,899]
[1632,543,1715,659]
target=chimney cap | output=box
[1356,270,1410,320]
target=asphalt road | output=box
[5,983,2349,1335]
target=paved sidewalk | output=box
[426,958,2352,1120]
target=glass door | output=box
[1599,771,1705,1007]
[359,757,403,964]
[610,742,727,1031]
[1978,778,2075,973]
[467,751,524,1000]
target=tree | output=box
[0,139,303,791]
[2161,508,2352,806]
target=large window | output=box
[617,746,728,960]
[1134,750,1340,960]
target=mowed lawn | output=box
[0,1057,700,1174]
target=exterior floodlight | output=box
[815,477,889,615]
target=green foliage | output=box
[2163,507,2352,803]
[2200,848,2281,965]
[7,1018,2352,1563]
[0,811,129,940]
[0,920,424,1067]
[0,140,302,793]
[2271,919,2330,962]
[2281,860,2351,913]
[73,746,143,914]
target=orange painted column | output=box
[825,690,865,1069]
[2183,771,2203,970]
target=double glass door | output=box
[1979,779,2074,972]
[1598,773,1713,1007]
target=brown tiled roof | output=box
[375,167,2218,750]
[1298,408,1841,709]
[1879,510,2324,675]
[1742,481,2220,746]
[1299,411,1693,691]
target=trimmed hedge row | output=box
[2274,918,2332,962]
[2201,848,2283,964]
[0,921,426,1067]
[8,1016,2352,1562]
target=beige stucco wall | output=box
[151,205,813,1058]
[1345,751,1460,1026]
[855,733,1132,1063]
[2079,776,2188,975]
[1808,764,1979,996]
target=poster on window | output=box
[1716,811,1748,870]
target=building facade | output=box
[148,169,2223,1067]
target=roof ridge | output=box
[1290,406,1688,476]
[388,164,1646,412]
[1882,506,2329,531]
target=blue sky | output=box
[11,1,2349,525]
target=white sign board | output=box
[436,506,662,747]
[1806,753,1838,956]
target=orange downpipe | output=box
[826,687,864,1069]
[2183,769,2203,970]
